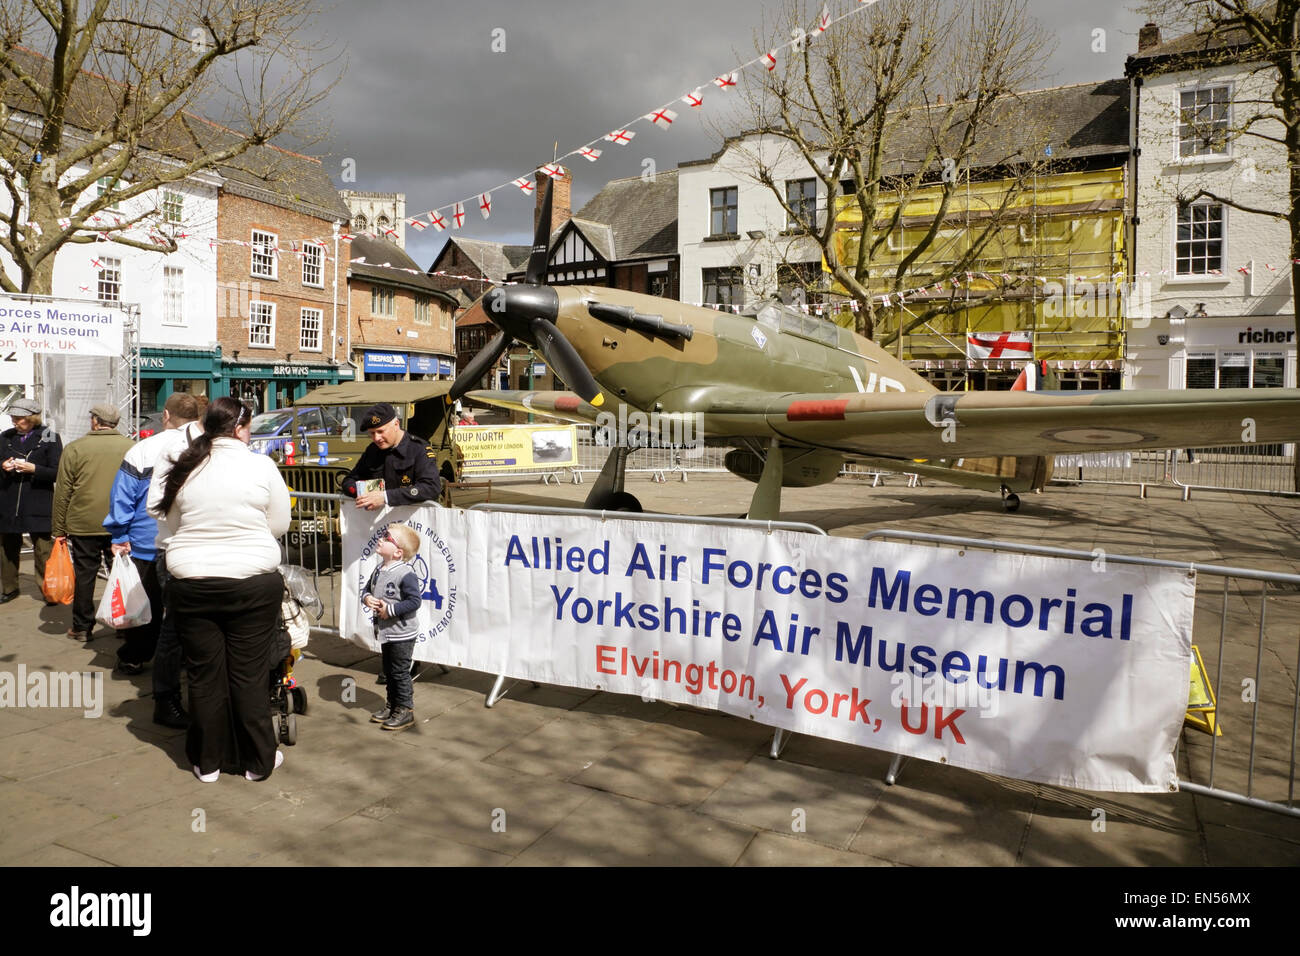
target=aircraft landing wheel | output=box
[594,491,643,513]
[1003,493,1021,513]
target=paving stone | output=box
[251,813,512,866]
[698,753,880,849]
[0,782,114,863]
[735,831,896,866]
[1200,822,1300,866]
[512,792,755,866]
[1019,809,1204,866]
[368,757,594,854]
[573,721,758,808]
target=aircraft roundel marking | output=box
[787,399,848,421]
[1039,426,1155,445]
[555,395,581,411]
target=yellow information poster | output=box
[455,424,578,474]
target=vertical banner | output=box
[342,506,1194,792]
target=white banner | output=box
[0,296,126,359]
[342,506,1194,792]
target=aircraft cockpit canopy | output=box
[751,301,842,347]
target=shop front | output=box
[1131,318,1298,392]
[137,346,223,413]
[408,353,455,381]
[222,358,352,413]
[362,351,408,381]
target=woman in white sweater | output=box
[151,397,291,782]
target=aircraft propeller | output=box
[448,180,604,406]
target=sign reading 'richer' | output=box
[341,506,1193,793]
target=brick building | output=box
[215,147,354,412]
[347,235,458,381]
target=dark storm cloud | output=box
[306,0,1147,264]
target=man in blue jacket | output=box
[103,392,201,726]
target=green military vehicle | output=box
[269,381,466,568]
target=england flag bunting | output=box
[382,226,398,240]
[479,192,493,219]
[451,203,466,229]
[604,129,635,145]
[339,232,355,242]
[429,211,447,232]
[966,331,1033,360]
[818,4,831,32]
[579,147,602,162]
[682,90,704,108]
[57,217,71,229]
[764,50,778,70]
[512,177,535,194]
[713,72,738,90]
[541,164,566,179]
[408,217,427,231]
[647,107,678,128]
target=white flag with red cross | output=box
[682,90,704,108]
[713,72,738,91]
[479,193,493,219]
[579,147,602,162]
[604,129,635,145]
[818,4,831,32]
[966,331,1033,360]
[541,163,566,179]
[428,211,446,232]
[646,107,678,128]
[408,217,427,232]
[451,203,466,229]
[512,177,535,194]
[765,50,778,70]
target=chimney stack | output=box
[1138,22,1161,51]
[534,168,572,239]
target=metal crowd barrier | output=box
[1170,444,1298,499]
[1054,445,1298,499]
[1051,450,1172,496]
[860,529,1300,819]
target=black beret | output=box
[362,402,398,430]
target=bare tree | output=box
[727,0,1055,341]
[0,0,340,295]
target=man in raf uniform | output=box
[341,401,441,510]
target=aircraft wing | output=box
[759,387,1300,459]
[471,386,1300,459]
[466,390,605,425]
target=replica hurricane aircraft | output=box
[448,184,1300,520]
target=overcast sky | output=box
[306,0,1150,265]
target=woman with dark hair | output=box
[150,396,290,782]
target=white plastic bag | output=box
[96,554,152,630]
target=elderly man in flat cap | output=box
[340,401,441,511]
[52,404,133,642]
[0,397,63,603]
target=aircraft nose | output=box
[483,285,559,345]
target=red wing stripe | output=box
[554,395,581,411]
[787,399,848,421]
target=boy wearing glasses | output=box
[362,523,423,731]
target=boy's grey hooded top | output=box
[362,561,422,642]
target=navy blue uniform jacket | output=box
[341,431,441,506]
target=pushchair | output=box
[270,565,324,746]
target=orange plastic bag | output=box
[42,537,75,605]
